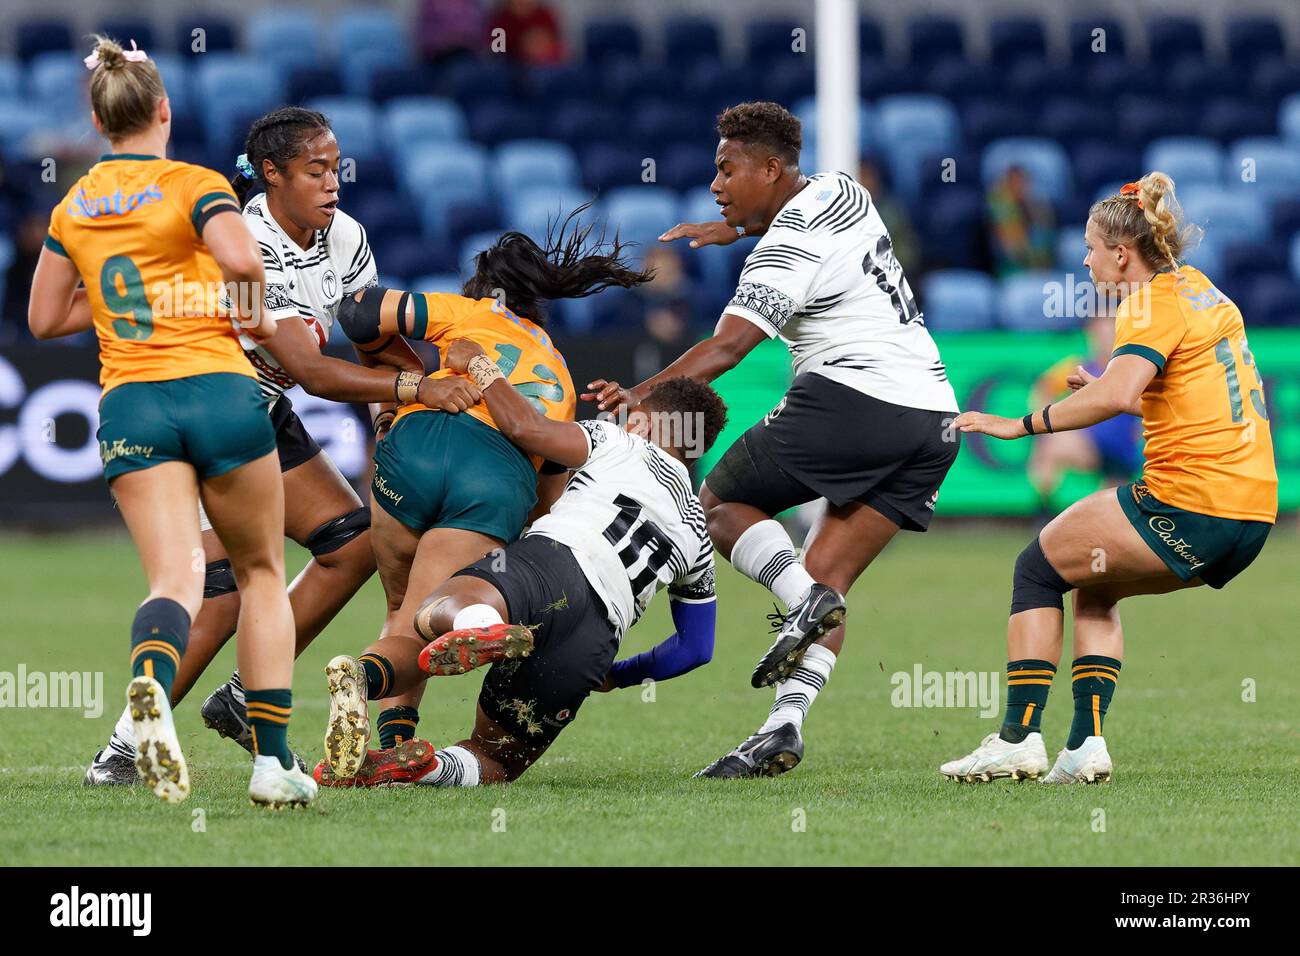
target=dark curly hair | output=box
[230,106,332,205]
[640,377,729,458]
[716,101,802,166]
[463,203,654,326]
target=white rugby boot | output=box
[940,731,1049,782]
[1041,736,1113,784]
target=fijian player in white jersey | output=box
[588,102,962,778]
[85,107,480,785]
[320,339,729,788]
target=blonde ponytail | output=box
[1089,170,1202,271]
[86,35,165,140]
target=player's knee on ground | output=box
[304,507,371,563]
[203,559,238,599]
[1010,536,1073,614]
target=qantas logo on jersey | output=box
[67,185,163,218]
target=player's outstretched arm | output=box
[582,312,767,412]
[203,210,273,343]
[600,598,717,691]
[447,338,590,468]
[955,354,1155,440]
[28,251,92,340]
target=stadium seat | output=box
[1250,60,1300,107]
[921,270,997,333]
[1071,141,1141,198]
[1038,99,1110,144]
[581,143,647,191]
[1001,271,1075,332]
[1226,16,1285,67]
[342,48,400,100]
[1179,185,1269,247]
[747,19,804,63]
[351,193,421,246]
[445,200,502,245]
[1143,138,1225,191]
[764,62,816,108]
[495,140,580,195]
[924,60,1000,106]
[381,236,458,284]
[552,101,623,150]
[1202,98,1277,143]
[599,186,680,250]
[460,230,505,277]
[16,19,73,63]
[989,18,1047,65]
[404,143,491,236]
[305,97,380,163]
[1225,138,1300,201]
[982,138,1074,205]
[334,9,407,59]
[1146,17,1204,66]
[0,99,46,158]
[97,19,157,53]
[1281,93,1300,147]
[657,143,718,192]
[664,17,722,65]
[1117,98,1195,147]
[860,17,886,57]
[682,62,765,120]
[793,97,876,157]
[174,14,237,57]
[1056,227,1087,271]
[440,58,513,106]
[637,101,709,152]
[248,9,322,72]
[1181,233,1224,278]
[28,53,87,119]
[917,186,986,271]
[961,99,1036,150]
[1166,58,1241,101]
[383,98,467,153]
[860,59,922,99]
[1068,17,1125,60]
[0,61,20,100]
[603,61,681,104]
[525,64,598,105]
[876,95,961,199]
[506,185,593,240]
[370,66,435,104]
[1290,233,1300,284]
[1238,274,1300,326]
[1088,61,1165,100]
[467,99,542,143]
[907,16,966,66]
[1005,61,1083,101]
[410,273,464,295]
[193,55,285,154]
[1272,196,1300,241]
[1220,241,1288,289]
[288,65,344,105]
[584,19,641,63]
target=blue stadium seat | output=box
[921,270,997,333]
[1071,141,1141,198]
[1118,98,1195,147]
[1166,58,1241,101]
[341,48,398,99]
[495,140,580,195]
[747,19,804,63]
[682,62,765,120]
[17,19,72,63]
[637,101,709,152]
[982,138,1074,204]
[1056,227,1087,271]
[381,237,458,283]
[506,185,592,240]
[467,99,542,143]
[1227,16,1285,67]
[1290,233,1300,283]
[174,14,236,58]
[1001,271,1074,331]
[917,186,985,270]
[1251,60,1300,107]
[147,55,193,117]
[1088,61,1165,100]
[876,95,961,199]
[0,99,46,158]
[440,58,513,106]
[924,60,1000,106]
[1068,17,1125,60]
[961,99,1036,150]
[1038,99,1110,143]
[525,64,598,104]
[1006,61,1083,100]
[1220,241,1287,290]
[793,97,876,157]
[461,230,504,277]
[334,9,407,59]
[989,18,1047,65]
[1238,274,1300,326]
[383,98,467,153]
[907,16,965,66]
[1146,17,1204,66]
[0,60,21,99]
[664,17,721,64]
[351,193,421,246]
[603,61,681,103]
[288,65,344,105]
[98,20,157,53]
[1202,98,1276,143]
[764,62,815,108]
[28,53,86,119]
[410,273,465,294]
[581,143,646,191]
[1225,138,1300,201]
[674,186,736,287]
[247,10,322,72]
[860,60,922,99]
[1281,93,1300,146]
[305,97,380,163]
[194,55,285,154]
[1179,185,1269,247]
[658,143,717,192]
[599,186,680,250]
[584,19,641,63]
[370,66,434,104]
[1272,197,1300,241]
[553,100,623,149]
[1144,138,1224,190]
[445,200,501,245]
[403,143,490,235]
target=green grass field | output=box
[1,526,1296,866]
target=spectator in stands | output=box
[488,0,567,65]
[627,246,697,382]
[417,0,488,64]
[859,156,920,278]
[987,164,1056,277]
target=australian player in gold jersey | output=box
[27,38,315,806]
[941,172,1277,784]
[316,215,654,785]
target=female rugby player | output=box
[942,172,1276,784]
[317,216,655,785]
[85,107,477,785]
[31,38,313,806]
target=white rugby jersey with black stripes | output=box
[527,419,716,639]
[235,192,377,402]
[727,171,959,413]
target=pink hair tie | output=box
[84,39,149,70]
